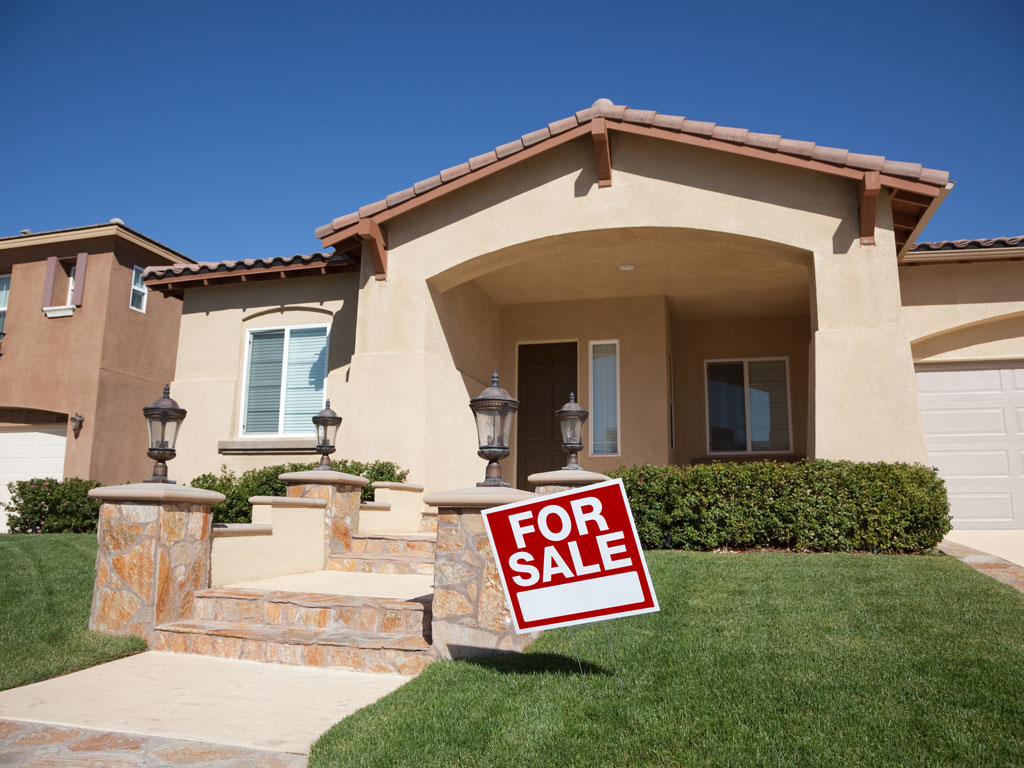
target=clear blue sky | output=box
[2,0,1021,263]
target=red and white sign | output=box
[482,478,659,633]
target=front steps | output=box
[153,581,436,675]
[327,533,436,575]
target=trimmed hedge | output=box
[608,460,951,554]
[190,460,409,524]
[5,477,103,534]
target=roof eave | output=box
[0,223,193,264]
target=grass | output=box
[0,534,146,691]
[311,551,1024,768]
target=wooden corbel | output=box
[858,171,881,246]
[356,219,388,280]
[591,117,612,188]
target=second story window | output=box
[0,275,9,333]
[130,266,147,313]
[65,266,76,306]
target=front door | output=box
[516,342,577,489]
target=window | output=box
[242,325,328,436]
[130,266,147,313]
[590,340,620,455]
[0,275,9,334]
[706,358,791,453]
[65,266,76,306]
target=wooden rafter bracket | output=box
[858,171,881,245]
[356,218,388,281]
[591,117,612,187]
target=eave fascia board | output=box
[0,224,193,265]
[896,182,954,262]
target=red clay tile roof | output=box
[143,251,357,294]
[909,236,1023,251]
[315,98,951,241]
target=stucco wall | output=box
[169,274,359,483]
[900,261,1024,363]
[672,315,811,464]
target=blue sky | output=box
[2,0,1021,263]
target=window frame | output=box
[588,339,621,458]
[238,323,330,438]
[704,356,793,455]
[130,266,147,313]
[0,274,9,334]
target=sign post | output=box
[481,478,658,633]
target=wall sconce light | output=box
[69,413,84,439]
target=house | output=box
[0,221,193,529]
[144,100,1023,529]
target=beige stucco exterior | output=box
[165,131,958,490]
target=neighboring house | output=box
[143,100,1023,530]
[0,221,193,529]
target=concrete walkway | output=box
[943,530,1024,568]
[0,652,411,759]
[939,533,1024,594]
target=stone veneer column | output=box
[528,468,610,495]
[423,486,539,660]
[279,470,369,564]
[89,484,225,642]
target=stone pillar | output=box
[528,469,610,495]
[89,484,225,642]
[423,486,539,660]
[279,470,369,563]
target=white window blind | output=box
[0,275,9,334]
[591,341,619,455]
[244,326,327,436]
[130,266,147,312]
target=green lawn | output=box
[0,534,145,691]
[312,551,1024,768]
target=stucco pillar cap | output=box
[528,469,611,488]
[423,486,536,509]
[278,470,370,487]
[88,483,226,504]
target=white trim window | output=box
[0,275,9,333]
[241,325,329,436]
[590,340,620,456]
[706,358,791,454]
[65,266,76,306]
[130,266,147,313]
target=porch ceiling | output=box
[450,228,811,319]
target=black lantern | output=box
[312,400,342,470]
[555,392,588,470]
[469,372,519,487]
[142,385,186,483]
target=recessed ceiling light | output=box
[618,265,635,271]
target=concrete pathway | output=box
[0,652,411,759]
[939,535,1024,594]
[943,530,1024,568]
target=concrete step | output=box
[327,552,434,575]
[153,619,436,675]
[194,587,431,637]
[350,532,436,557]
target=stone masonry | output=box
[89,485,224,642]
[281,470,367,563]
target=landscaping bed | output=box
[0,534,145,691]
[311,550,1024,768]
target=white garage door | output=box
[916,363,1024,529]
[0,425,68,533]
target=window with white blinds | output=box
[243,325,328,436]
[590,341,620,455]
[0,275,9,334]
[706,358,790,453]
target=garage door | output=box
[0,425,68,533]
[916,363,1024,529]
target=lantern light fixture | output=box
[312,400,342,470]
[142,385,186,484]
[555,392,588,470]
[469,372,519,487]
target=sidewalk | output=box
[939,531,1024,594]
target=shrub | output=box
[608,460,951,554]
[190,459,409,524]
[5,477,103,534]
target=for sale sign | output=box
[482,478,659,633]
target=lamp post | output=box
[469,372,518,487]
[142,385,186,484]
[555,392,588,470]
[312,400,342,470]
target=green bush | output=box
[5,477,103,534]
[190,459,409,524]
[608,460,951,554]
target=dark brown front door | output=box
[516,342,577,489]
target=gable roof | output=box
[0,221,193,265]
[314,99,951,261]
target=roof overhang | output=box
[0,222,192,264]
